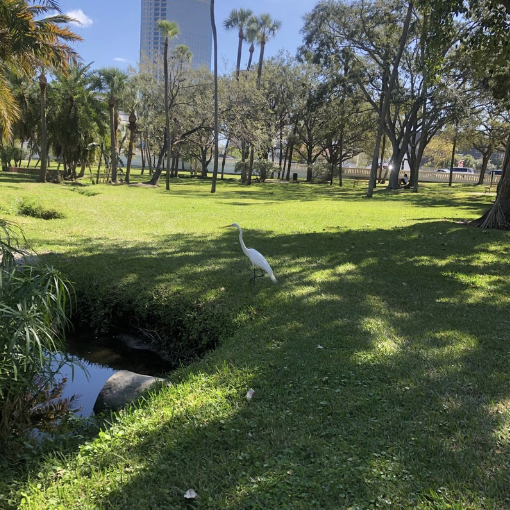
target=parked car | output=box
[452,167,474,173]
[436,167,474,174]
[488,169,502,176]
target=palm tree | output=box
[245,21,259,72]
[47,64,106,180]
[121,76,141,184]
[0,0,81,140]
[96,68,128,183]
[252,14,282,88]
[223,8,254,80]
[157,20,179,191]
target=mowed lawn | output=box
[1,173,510,509]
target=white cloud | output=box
[114,57,129,63]
[66,9,93,28]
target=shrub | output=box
[252,160,276,182]
[0,146,21,171]
[18,198,65,220]
[311,161,334,183]
[0,220,74,443]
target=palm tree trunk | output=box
[247,44,255,70]
[210,0,219,193]
[256,41,266,88]
[109,97,117,183]
[236,32,243,80]
[125,112,136,184]
[39,71,48,183]
[163,37,171,191]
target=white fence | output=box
[128,156,500,185]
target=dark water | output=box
[54,330,172,417]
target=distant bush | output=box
[311,161,334,183]
[252,160,276,182]
[0,146,21,171]
[18,198,65,220]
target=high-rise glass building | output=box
[140,0,212,70]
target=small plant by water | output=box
[0,220,74,443]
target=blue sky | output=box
[57,0,317,72]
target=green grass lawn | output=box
[1,173,509,509]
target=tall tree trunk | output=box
[109,97,118,183]
[125,112,137,184]
[236,31,243,79]
[378,134,387,183]
[163,35,171,191]
[148,130,168,185]
[39,71,48,183]
[256,41,266,88]
[477,149,491,185]
[211,0,219,194]
[411,8,429,193]
[338,131,344,187]
[221,138,229,179]
[470,133,510,229]
[247,44,255,70]
[448,133,457,187]
[247,146,254,185]
[96,143,104,184]
[367,1,413,198]
[78,160,86,178]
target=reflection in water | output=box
[53,330,172,417]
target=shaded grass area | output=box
[1,176,510,508]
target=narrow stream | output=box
[54,329,172,417]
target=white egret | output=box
[224,223,277,284]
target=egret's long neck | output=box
[237,226,249,255]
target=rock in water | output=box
[94,370,166,413]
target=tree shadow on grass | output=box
[8,220,510,509]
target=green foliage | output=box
[0,146,21,171]
[73,278,233,365]
[252,160,276,182]
[0,219,74,443]
[234,161,249,174]
[460,153,476,169]
[17,198,65,220]
[69,188,100,197]
[309,160,332,183]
